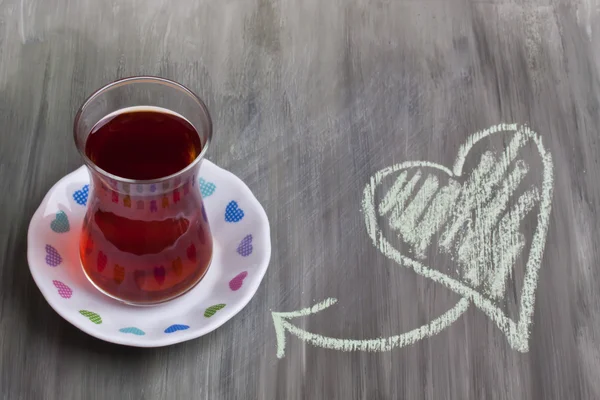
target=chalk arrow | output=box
[272,297,470,358]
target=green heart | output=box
[204,304,226,318]
[79,310,102,324]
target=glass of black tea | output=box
[74,76,213,305]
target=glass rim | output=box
[73,75,213,185]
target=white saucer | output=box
[27,160,271,347]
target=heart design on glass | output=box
[225,201,244,223]
[50,211,70,233]
[237,235,253,257]
[187,244,196,263]
[172,257,183,276]
[53,280,73,298]
[45,245,62,267]
[154,266,166,285]
[199,178,216,197]
[362,124,554,352]
[229,271,248,291]
[114,264,125,284]
[73,184,89,206]
[97,251,107,272]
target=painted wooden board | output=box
[1,0,600,398]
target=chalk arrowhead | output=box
[271,312,289,358]
[271,298,338,359]
[272,296,470,358]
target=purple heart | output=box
[154,266,166,285]
[237,235,253,257]
[45,245,62,267]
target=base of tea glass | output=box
[79,254,213,306]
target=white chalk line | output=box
[362,124,554,352]
[273,297,470,358]
[271,123,553,357]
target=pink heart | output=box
[53,280,73,298]
[97,251,107,272]
[229,271,248,291]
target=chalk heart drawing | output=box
[272,124,554,358]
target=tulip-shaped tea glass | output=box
[74,77,213,305]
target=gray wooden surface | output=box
[1,0,600,398]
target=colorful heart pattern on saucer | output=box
[27,160,271,347]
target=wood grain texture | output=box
[1,0,600,398]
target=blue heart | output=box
[199,178,216,197]
[50,211,70,233]
[164,324,190,333]
[225,201,244,223]
[73,185,89,206]
[119,327,146,336]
